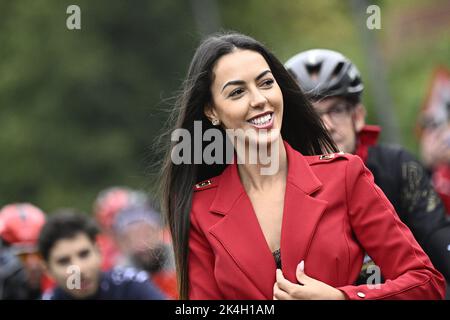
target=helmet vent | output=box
[306,63,322,80]
[350,77,361,87]
[332,62,344,77]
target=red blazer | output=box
[188,141,446,300]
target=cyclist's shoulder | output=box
[370,143,419,163]
[107,266,150,286]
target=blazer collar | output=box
[207,140,327,298]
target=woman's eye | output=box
[229,88,244,97]
[260,79,274,87]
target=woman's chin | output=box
[227,126,281,161]
[254,128,281,146]
[245,128,281,155]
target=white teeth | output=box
[249,113,272,125]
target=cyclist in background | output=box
[0,203,50,299]
[285,49,450,294]
[113,204,178,299]
[93,186,148,271]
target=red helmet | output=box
[93,186,148,231]
[0,203,46,248]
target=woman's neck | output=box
[236,139,288,192]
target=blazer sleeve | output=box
[337,155,446,300]
[188,209,224,300]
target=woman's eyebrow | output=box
[221,69,272,93]
[255,69,272,81]
[221,79,244,93]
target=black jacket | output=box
[366,143,450,284]
[42,266,166,300]
[0,241,29,299]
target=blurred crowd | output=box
[0,187,177,300]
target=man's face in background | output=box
[311,96,366,153]
[15,248,46,290]
[46,233,102,299]
[117,221,166,273]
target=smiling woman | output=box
[159,31,446,300]
[205,50,282,147]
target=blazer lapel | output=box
[281,142,329,283]
[208,162,275,298]
[207,141,328,297]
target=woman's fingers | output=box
[273,282,293,300]
[275,268,310,299]
[275,269,296,294]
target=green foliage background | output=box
[0,0,449,213]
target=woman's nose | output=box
[249,89,267,108]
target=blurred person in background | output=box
[0,227,28,299]
[285,49,450,294]
[93,186,148,271]
[418,67,450,216]
[0,203,51,299]
[39,209,166,300]
[113,204,178,299]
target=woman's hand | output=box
[273,261,346,300]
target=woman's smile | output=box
[247,111,274,129]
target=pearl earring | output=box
[212,119,220,126]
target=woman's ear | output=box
[204,104,218,123]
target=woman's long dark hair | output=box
[159,31,337,299]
